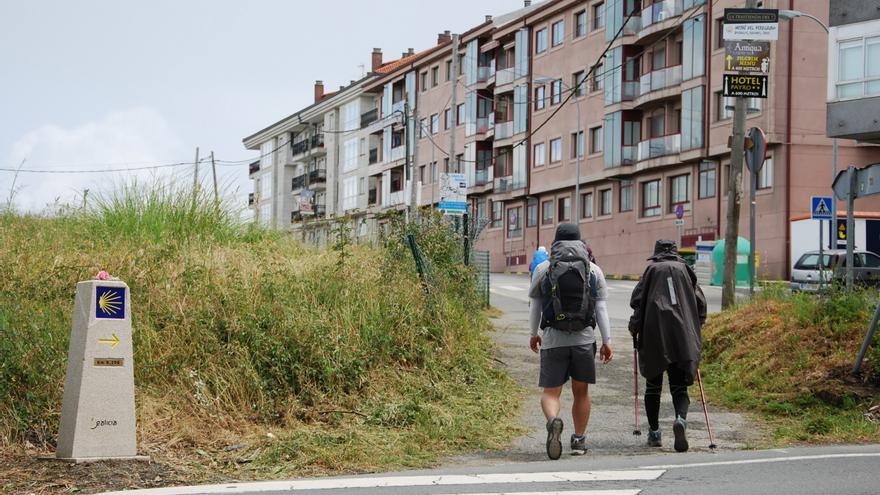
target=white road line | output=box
[497,284,529,292]
[99,470,664,495]
[641,452,880,470]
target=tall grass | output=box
[0,184,518,476]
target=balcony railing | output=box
[369,148,379,164]
[496,67,515,86]
[385,190,405,207]
[495,120,514,140]
[315,204,327,216]
[476,115,494,134]
[368,189,378,205]
[637,133,681,161]
[623,15,642,35]
[249,160,260,175]
[389,145,405,162]
[292,174,306,191]
[361,108,378,128]
[291,139,310,156]
[248,192,255,206]
[391,99,406,116]
[477,66,494,82]
[474,165,492,186]
[606,80,640,105]
[308,168,327,183]
[494,176,513,193]
[310,133,324,150]
[639,65,682,96]
[640,0,683,31]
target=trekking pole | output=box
[696,368,717,450]
[632,337,641,436]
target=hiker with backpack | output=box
[628,240,707,452]
[528,223,612,459]
[529,246,549,276]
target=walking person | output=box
[628,240,707,452]
[529,246,549,276]
[528,223,613,459]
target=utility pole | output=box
[404,99,412,223]
[210,151,219,207]
[448,34,460,175]
[411,102,420,219]
[721,0,757,310]
[191,147,200,209]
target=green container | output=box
[711,237,752,287]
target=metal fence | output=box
[472,250,491,308]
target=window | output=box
[419,118,427,138]
[343,176,358,211]
[527,198,538,227]
[260,140,275,168]
[260,203,271,227]
[260,173,271,199]
[551,79,562,105]
[669,174,691,212]
[837,36,880,98]
[535,85,546,110]
[572,131,585,158]
[457,103,465,125]
[454,153,464,174]
[591,63,603,91]
[581,192,593,219]
[699,161,717,199]
[431,113,439,134]
[419,165,426,184]
[649,110,666,138]
[715,91,733,121]
[342,137,358,172]
[430,161,438,183]
[459,54,465,75]
[592,2,605,30]
[536,28,548,53]
[445,60,452,81]
[600,188,612,216]
[642,179,661,217]
[420,71,428,92]
[508,206,523,238]
[682,15,706,81]
[542,200,554,225]
[491,200,503,228]
[651,47,666,71]
[575,10,587,38]
[573,70,587,97]
[550,138,562,163]
[445,108,452,130]
[681,86,704,151]
[715,18,725,49]
[758,157,773,189]
[431,66,439,87]
[620,180,633,212]
[558,197,571,221]
[552,20,565,47]
[589,126,603,154]
[533,142,546,167]
[341,100,360,131]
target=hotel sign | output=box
[724,41,771,73]
[723,74,769,98]
[723,8,779,41]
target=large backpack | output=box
[540,255,598,332]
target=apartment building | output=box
[244,0,880,278]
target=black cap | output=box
[554,223,581,242]
[652,239,678,256]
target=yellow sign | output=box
[97,333,120,349]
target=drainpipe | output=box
[706,1,720,239]
[785,0,794,279]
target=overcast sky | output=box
[0,0,526,213]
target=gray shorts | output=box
[539,343,597,388]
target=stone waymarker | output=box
[56,279,146,462]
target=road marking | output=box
[98,470,664,494]
[496,284,529,292]
[641,452,880,470]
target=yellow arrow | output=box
[726,54,734,70]
[97,333,120,349]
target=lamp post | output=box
[535,76,583,223]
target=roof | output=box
[791,211,880,222]
[374,42,451,75]
[493,1,544,27]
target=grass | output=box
[0,183,521,493]
[702,284,880,444]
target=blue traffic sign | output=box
[811,196,833,221]
[675,204,685,220]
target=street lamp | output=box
[534,76,583,225]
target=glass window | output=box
[758,157,773,189]
[669,174,691,212]
[551,79,562,104]
[592,63,604,91]
[431,161,438,183]
[527,198,538,227]
[642,180,661,217]
[343,138,358,172]
[574,70,587,97]
[431,66,439,87]
[536,28,548,53]
[600,188,612,216]
[542,200,554,225]
[681,86,704,151]
[431,114,439,134]
[575,10,587,38]
[552,20,565,47]
[420,71,428,92]
[572,131,585,158]
[491,200,503,228]
[652,48,666,71]
[837,36,880,98]
[535,86,546,110]
[581,192,593,218]
[558,197,571,221]
[699,161,717,199]
[445,108,452,129]
[715,91,733,121]
[589,126,603,154]
[508,206,523,238]
[260,173,271,199]
[863,253,880,268]
[457,103,465,125]
[682,15,706,81]
[593,2,605,30]
[620,180,633,212]
[419,118,427,138]
[550,138,562,162]
[260,140,275,168]
[445,60,452,81]
[534,142,546,167]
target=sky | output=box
[0,0,527,213]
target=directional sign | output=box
[438,172,468,216]
[833,163,880,199]
[723,74,768,98]
[95,286,125,319]
[723,8,779,41]
[97,333,121,349]
[812,196,833,221]
[725,41,771,73]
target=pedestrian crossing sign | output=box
[811,196,833,220]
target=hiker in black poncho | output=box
[629,239,707,452]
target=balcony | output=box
[249,160,260,175]
[605,145,638,169]
[361,108,378,128]
[495,120,514,140]
[308,168,327,185]
[637,133,681,161]
[291,139,310,157]
[391,99,406,116]
[369,148,379,164]
[496,67,515,86]
[476,114,494,135]
[314,204,327,216]
[310,134,324,151]
[606,81,640,105]
[640,0,683,32]
[389,145,405,162]
[639,65,682,96]
[623,15,642,35]
[477,66,494,82]
[292,174,306,191]
[248,192,255,206]
[385,190,406,207]
[494,176,513,193]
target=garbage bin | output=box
[711,237,752,287]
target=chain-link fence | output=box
[472,250,490,307]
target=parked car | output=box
[790,249,880,291]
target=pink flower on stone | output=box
[96,270,110,280]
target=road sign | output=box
[836,219,848,248]
[833,163,880,199]
[812,196,833,220]
[724,41,771,73]
[675,219,685,227]
[675,204,685,220]
[745,127,767,173]
[723,8,779,41]
[723,74,768,98]
[438,172,468,216]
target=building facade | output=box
[244,0,880,279]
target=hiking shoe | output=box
[545,417,563,460]
[673,417,689,452]
[570,434,587,456]
[647,429,662,447]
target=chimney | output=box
[524,0,531,6]
[438,31,452,44]
[371,48,383,71]
[314,80,324,103]
[485,15,493,22]
[407,48,415,55]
